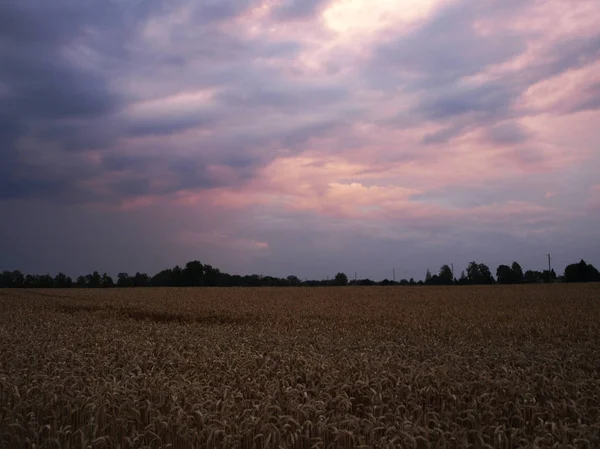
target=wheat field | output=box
[1,285,599,448]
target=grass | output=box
[0,284,599,448]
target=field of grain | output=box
[1,285,599,448]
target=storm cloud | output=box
[1,0,599,279]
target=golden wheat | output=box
[0,285,599,448]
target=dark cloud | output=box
[0,114,21,146]
[370,0,600,148]
[270,0,331,21]
[0,1,129,200]
[373,1,528,88]
[0,0,168,118]
[167,158,219,191]
[528,35,600,84]
[421,126,466,145]
[192,0,257,22]
[101,153,155,172]
[416,82,516,121]
[486,122,532,146]
[216,83,347,112]
[126,111,221,137]
[0,0,265,202]
[0,0,327,204]
[565,82,600,114]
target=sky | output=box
[1,0,599,281]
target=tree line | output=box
[0,259,598,289]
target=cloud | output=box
[485,122,532,146]
[270,0,331,21]
[371,0,529,89]
[1,0,600,278]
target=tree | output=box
[36,274,54,288]
[466,262,494,284]
[564,260,600,283]
[425,269,433,285]
[54,272,72,288]
[132,272,150,287]
[479,264,494,284]
[185,260,205,286]
[466,262,479,283]
[171,265,185,286]
[75,276,87,288]
[86,271,102,288]
[0,270,25,287]
[511,262,524,283]
[117,272,132,288]
[286,275,301,286]
[333,272,348,286]
[524,270,543,283]
[542,269,557,283]
[496,265,514,284]
[203,264,221,286]
[438,265,453,285]
[101,273,114,288]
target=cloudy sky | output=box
[1,0,599,280]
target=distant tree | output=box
[358,278,375,286]
[511,262,524,283]
[564,260,600,283]
[171,265,185,286]
[542,269,557,283]
[36,274,54,288]
[132,272,150,287]
[524,270,543,283]
[117,272,131,288]
[438,265,453,285]
[496,265,515,284]
[54,272,72,288]
[466,262,479,283]
[203,264,221,286]
[479,264,494,284]
[185,260,205,286]
[425,269,433,285]
[245,274,262,287]
[151,269,173,286]
[85,271,102,288]
[286,275,301,286]
[457,270,468,285]
[0,271,8,288]
[409,278,416,286]
[75,276,87,288]
[466,262,494,284]
[24,274,36,288]
[101,273,114,288]
[399,279,409,285]
[0,270,25,287]
[333,272,348,286]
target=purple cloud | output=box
[1,0,599,279]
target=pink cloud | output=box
[589,185,600,210]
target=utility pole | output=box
[393,268,396,283]
[354,272,357,282]
[451,263,454,280]
[547,254,552,283]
